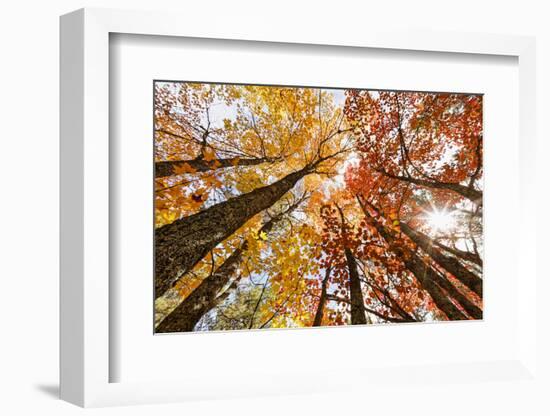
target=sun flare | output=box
[153,81,484,332]
[425,209,456,233]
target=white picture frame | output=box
[60,7,539,408]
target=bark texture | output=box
[379,170,482,204]
[156,198,304,332]
[433,240,483,267]
[345,248,367,325]
[155,156,271,178]
[400,222,483,298]
[155,166,310,299]
[427,268,483,319]
[335,205,367,325]
[156,245,245,333]
[312,267,331,327]
[399,250,470,320]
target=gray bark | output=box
[312,267,331,327]
[345,248,368,325]
[433,240,483,267]
[155,166,310,299]
[156,197,304,332]
[156,245,245,333]
[155,156,271,178]
[379,170,482,204]
[400,222,483,298]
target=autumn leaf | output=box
[153,82,483,332]
[202,148,217,162]
[173,162,197,175]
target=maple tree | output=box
[153,82,483,333]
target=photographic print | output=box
[154,82,483,333]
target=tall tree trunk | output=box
[313,267,331,327]
[379,170,482,204]
[358,201,468,321]
[156,201,302,332]
[155,166,311,299]
[345,248,368,325]
[392,243,470,321]
[427,267,482,319]
[335,205,367,325]
[432,240,483,267]
[399,222,483,298]
[155,156,272,178]
[156,245,246,333]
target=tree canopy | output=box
[154,82,483,333]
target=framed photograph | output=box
[152,80,483,334]
[60,8,539,408]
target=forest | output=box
[153,82,483,333]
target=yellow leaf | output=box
[202,148,217,162]
[210,159,222,169]
[254,230,268,241]
[174,162,196,175]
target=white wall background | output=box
[0,1,548,415]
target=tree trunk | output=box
[335,205,367,325]
[427,267,483,319]
[156,245,246,333]
[379,170,482,204]
[155,156,271,178]
[313,267,331,326]
[156,199,303,332]
[345,248,367,325]
[432,240,483,267]
[359,203,468,321]
[155,166,310,299]
[396,247,471,321]
[400,222,483,298]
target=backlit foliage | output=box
[154,82,483,332]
